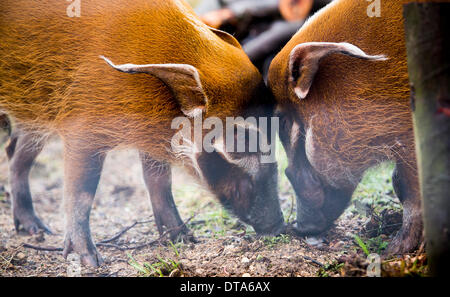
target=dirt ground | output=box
[0,137,423,277]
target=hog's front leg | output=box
[6,129,52,234]
[62,144,105,268]
[140,152,195,242]
[387,161,423,255]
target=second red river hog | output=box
[267,0,446,254]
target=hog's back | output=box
[0,0,224,158]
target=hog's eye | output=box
[276,112,292,135]
[278,114,287,129]
[227,150,258,160]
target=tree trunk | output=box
[403,2,450,276]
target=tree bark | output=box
[403,2,450,276]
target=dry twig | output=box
[22,215,196,252]
[98,219,153,244]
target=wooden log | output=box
[403,2,450,276]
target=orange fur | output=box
[0,0,262,162]
[268,0,426,184]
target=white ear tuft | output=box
[337,43,388,61]
[294,86,309,100]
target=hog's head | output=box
[100,25,284,236]
[268,42,387,235]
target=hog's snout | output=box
[253,215,286,236]
[247,189,285,236]
[295,203,328,235]
[246,164,285,236]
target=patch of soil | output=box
[0,138,415,277]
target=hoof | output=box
[173,231,198,244]
[14,212,53,235]
[385,229,421,256]
[63,233,103,268]
[80,251,104,268]
[164,225,197,244]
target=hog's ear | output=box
[288,42,387,100]
[208,26,242,49]
[100,56,207,117]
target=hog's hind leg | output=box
[6,129,52,235]
[140,152,196,243]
